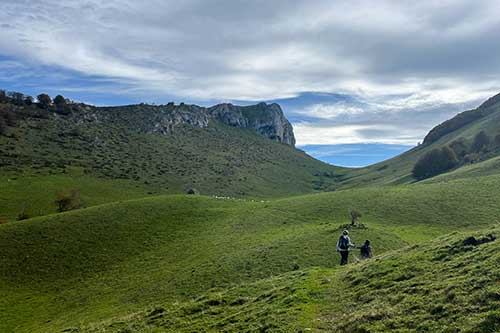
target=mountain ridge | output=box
[70,100,296,146]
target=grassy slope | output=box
[0,106,343,205]
[0,167,162,222]
[337,97,500,188]
[2,174,500,332]
[77,228,500,333]
[318,228,500,332]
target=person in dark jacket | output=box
[360,240,372,259]
[336,230,355,265]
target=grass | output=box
[2,174,500,332]
[56,228,500,332]
[317,228,500,332]
[0,167,163,222]
[0,105,343,200]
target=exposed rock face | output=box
[208,102,296,146]
[74,101,296,146]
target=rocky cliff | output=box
[75,101,296,146]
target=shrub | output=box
[17,210,30,221]
[472,131,490,152]
[2,109,17,127]
[186,188,199,195]
[464,153,479,164]
[55,189,82,212]
[412,146,458,180]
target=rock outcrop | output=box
[74,101,296,146]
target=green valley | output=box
[1,91,500,332]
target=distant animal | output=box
[337,230,355,265]
[360,240,372,259]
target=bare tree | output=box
[350,210,362,226]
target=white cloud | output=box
[294,122,429,146]
[1,0,500,102]
[1,0,500,147]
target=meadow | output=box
[1,174,499,332]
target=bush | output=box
[186,188,199,195]
[412,146,458,180]
[2,109,17,127]
[17,210,30,221]
[55,189,82,212]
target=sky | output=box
[1,0,499,167]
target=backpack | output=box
[338,235,349,250]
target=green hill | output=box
[0,95,345,221]
[2,174,500,332]
[337,92,500,187]
[77,227,499,333]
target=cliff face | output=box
[208,102,296,146]
[75,102,296,146]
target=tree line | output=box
[412,130,499,180]
[0,90,74,136]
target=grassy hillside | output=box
[0,101,343,209]
[0,167,163,222]
[2,174,500,332]
[75,227,499,332]
[337,93,500,187]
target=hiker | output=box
[336,230,355,265]
[360,240,372,259]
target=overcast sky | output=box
[1,0,499,165]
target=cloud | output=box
[286,91,484,145]
[1,0,499,146]
[294,122,424,145]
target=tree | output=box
[472,131,490,152]
[0,117,6,136]
[24,96,33,105]
[0,90,6,103]
[412,146,458,180]
[350,210,362,226]
[10,92,24,106]
[37,93,52,109]
[53,94,66,106]
[449,138,468,159]
[55,189,82,212]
